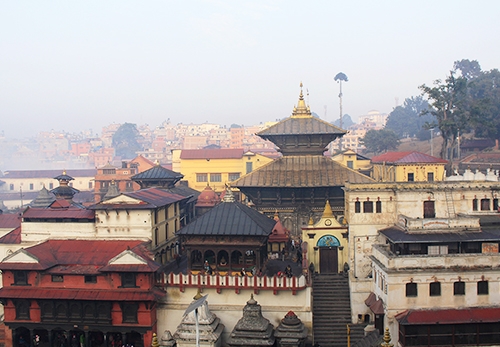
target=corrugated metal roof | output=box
[2,169,96,179]
[22,206,95,220]
[380,226,500,243]
[91,188,187,210]
[180,148,244,159]
[371,151,448,164]
[232,155,373,188]
[257,116,345,136]
[0,287,164,301]
[131,165,183,181]
[0,214,21,228]
[177,201,276,236]
[0,240,152,271]
[396,307,500,325]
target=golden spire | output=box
[322,200,334,218]
[308,216,314,225]
[193,288,203,300]
[291,82,312,118]
[151,333,159,347]
[381,327,394,347]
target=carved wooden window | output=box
[427,172,434,181]
[407,173,414,182]
[41,301,54,321]
[52,275,64,282]
[121,303,138,323]
[15,300,30,320]
[454,281,465,295]
[85,275,97,283]
[69,302,81,319]
[120,273,137,288]
[13,271,28,285]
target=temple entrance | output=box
[319,247,338,273]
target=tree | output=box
[419,72,470,160]
[361,129,400,154]
[112,123,143,159]
[385,96,433,138]
[453,59,482,80]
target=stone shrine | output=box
[274,311,308,347]
[227,295,275,347]
[173,292,224,347]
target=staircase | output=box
[445,189,456,218]
[312,273,366,347]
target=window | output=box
[120,273,137,288]
[10,184,14,190]
[423,201,435,218]
[49,183,54,189]
[454,281,465,295]
[406,283,418,297]
[196,173,208,182]
[376,201,382,213]
[427,172,434,181]
[121,303,138,323]
[85,275,97,283]
[126,181,133,189]
[494,198,499,211]
[210,173,222,182]
[478,280,489,295]
[481,199,490,211]
[29,183,34,190]
[88,182,93,189]
[473,198,478,211]
[428,245,448,255]
[15,300,30,320]
[429,282,441,296]
[13,271,28,285]
[408,172,414,182]
[228,173,240,181]
[363,201,373,213]
[355,201,361,213]
[51,275,64,282]
[347,161,353,169]
[246,162,253,174]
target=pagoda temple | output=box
[233,84,373,237]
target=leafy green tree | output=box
[112,123,143,159]
[454,59,482,80]
[385,96,433,138]
[419,72,470,160]
[361,129,400,154]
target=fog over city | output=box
[1,1,500,138]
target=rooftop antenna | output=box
[324,105,327,119]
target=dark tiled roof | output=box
[232,155,373,188]
[371,151,448,164]
[2,169,96,179]
[177,201,276,236]
[131,165,183,181]
[258,116,345,137]
[380,226,500,243]
[50,185,80,195]
[180,148,244,160]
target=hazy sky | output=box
[1,1,499,138]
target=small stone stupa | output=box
[227,295,275,347]
[31,185,56,208]
[103,180,120,200]
[274,311,308,347]
[173,292,224,347]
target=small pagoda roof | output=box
[131,164,184,181]
[232,155,374,188]
[53,171,74,181]
[177,200,275,237]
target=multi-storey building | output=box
[345,178,500,346]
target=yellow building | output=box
[171,148,274,195]
[301,201,348,274]
[371,151,447,182]
[331,148,371,176]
